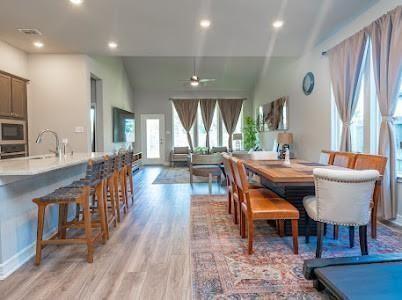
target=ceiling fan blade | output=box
[199,78,216,83]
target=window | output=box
[350,80,365,153]
[172,102,243,149]
[395,84,402,174]
[331,41,380,154]
[197,105,219,148]
[172,105,194,147]
[222,108,243,148]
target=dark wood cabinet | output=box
[0,73,12,117]
[11,78,27,119]
[0,71,28,119]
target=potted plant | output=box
[193,146,209,154]
[243,116,258,151]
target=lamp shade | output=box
[277,132,293,144]
[232,133,243,141]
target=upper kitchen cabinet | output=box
[0,71,28,119]
[0,73,12,117]
[11,78,27,119]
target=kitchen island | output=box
[0,153,106,279]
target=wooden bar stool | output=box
[68,159,109,240]
[125,151,134,206]
[114,153,128,221]
[232,158,300,255]
[33,186,101,265]
[103,155,118,230]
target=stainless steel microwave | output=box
[0,119,26,144]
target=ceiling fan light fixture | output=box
[190,81,199,87]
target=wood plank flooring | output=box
[0,166,225,300]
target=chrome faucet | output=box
[35,129,61,157]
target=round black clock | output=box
[302,72,314,95]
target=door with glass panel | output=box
[141,114,165,164]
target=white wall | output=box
[0,40,29,79]
[133,89,252,163]
[27,55,91,155]
[88,56,135,152]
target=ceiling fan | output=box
[179,58,216,87]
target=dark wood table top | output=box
[244,159,345,186]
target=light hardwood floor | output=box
[0,167,225,300]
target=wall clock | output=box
[302,72,314,95]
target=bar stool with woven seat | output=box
[33,186,100,265]
[232,157,300,255]
[67,158,109,240]
[103,155,118,230]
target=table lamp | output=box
[232,133,243,151]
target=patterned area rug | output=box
[190,195,402,299]
[153,167,209,184]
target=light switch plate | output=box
[74,126,85,133]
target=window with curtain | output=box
[172,104,194,147]
[395,83,402,174]
[196,105,219,148]
[331,42,380,154]
[222,108,243,148]
[173,103,243,148]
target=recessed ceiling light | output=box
[200,19,211,28]
[33,41,44,48]
[70,0,83,5]
[272,20,284,28]
[108,42,118,49]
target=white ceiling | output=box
[0,0,378,56]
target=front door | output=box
[141,114,165,164]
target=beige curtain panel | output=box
[368,6,402,220]
[218,99,244,152]
[200,99,217,149]
[328,30,368,152]
[172,99,199,152]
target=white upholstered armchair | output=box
[303,168,379,258]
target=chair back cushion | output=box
[319,150,335,165]
[222,153,235,183]
[354,154,387,175]
[230,157,249,194]
[174,147,190,154]
[313,168,379,225]
[249,151,278,160]
[332,152,356,168]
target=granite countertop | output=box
[0,152,108,176]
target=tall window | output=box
[331,42,380,154]
[172,105,194,147]
[350,80,365,153]
[395,83,402,174]
[222,108,243,147]
[172,103,243,148]
[197,105,219,148]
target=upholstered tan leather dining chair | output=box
[303,168,379,258]
[332,152,356,168]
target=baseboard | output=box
[0,227,57,280]
[391,215,402,227]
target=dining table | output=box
[244,159,345,236]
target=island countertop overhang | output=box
[0,152,108,176]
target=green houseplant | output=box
[243,116,258,151]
